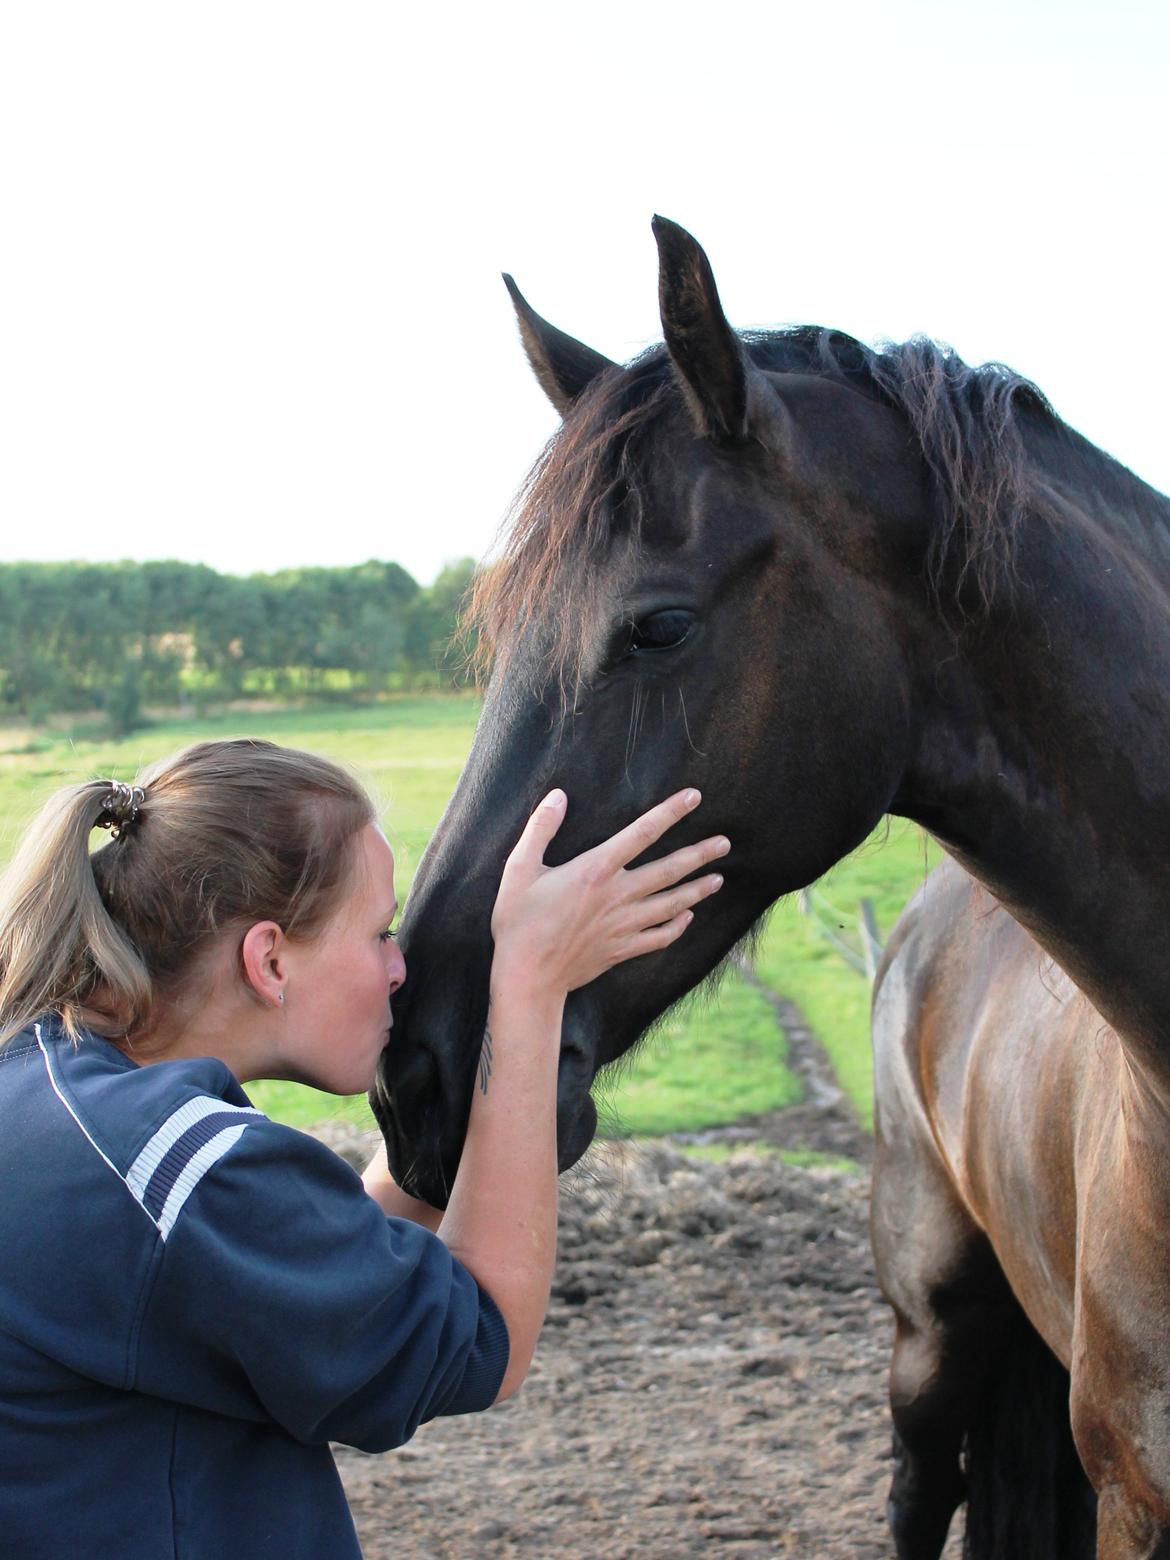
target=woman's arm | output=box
[433,963,562,1403]
[361,1144,443,1232]
[434,786,727,1402]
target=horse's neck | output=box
[902,473,1170,1074]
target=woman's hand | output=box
[489,787,728,996]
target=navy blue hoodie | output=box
[0,1017,508,1559]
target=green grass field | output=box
[0,699,938,1136]
[752,823,939,1125]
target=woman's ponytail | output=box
[0,781,151,1046]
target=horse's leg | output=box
[1063,1124,1170,1559]
[1092,1494,1170,1560]
[871,913,1016,1560]
[1081,1432,1170,1559]
[874,1153,1012,1560]
[1072,1319,1170,1557]
[886,1321,970,1557]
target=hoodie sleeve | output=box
[131,1118,509,1452]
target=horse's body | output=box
[874,865,1108,1555]
[374,219,1170,1556]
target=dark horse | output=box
[373,218,1170,1557]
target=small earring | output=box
[277,993,285,1005]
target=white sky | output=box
[2,1,1167,586]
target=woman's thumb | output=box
[514,788,567,864]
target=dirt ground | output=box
[316,992,965,1559]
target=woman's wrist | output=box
[488,944,566,1009]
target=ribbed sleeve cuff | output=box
[441,1284,510,1415]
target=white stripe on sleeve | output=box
[156,1123,251,1239]
[127,1094,263,1203]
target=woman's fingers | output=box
[624,834,730,895]
[627,872,724,932]
[495,787,721,992]
[599,788,703,870]
[625,909,697,959]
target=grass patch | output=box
[674,1142,862,1173]
[0,696,483,892]
[751,822,940,1127]
[594,972,801,1138]
[246,1080,377,1133]
[675,1139,779,1163]
[778,1147,863,1174]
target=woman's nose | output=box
[387,945,406,996]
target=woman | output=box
[0,737,727,1559]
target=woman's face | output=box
[273,823,407,1096]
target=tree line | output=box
[0,557,476,733]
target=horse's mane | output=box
[755,327,1051,606]
[466,326,1150,689]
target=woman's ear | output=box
[240,921,286,1008]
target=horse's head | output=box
[374,218,951,1205]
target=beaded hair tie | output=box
[96,781,146,840]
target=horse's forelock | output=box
[465,354,677,695]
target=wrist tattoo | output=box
[478,1025,494,1096]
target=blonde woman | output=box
[0,738,726,1560]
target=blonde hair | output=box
[0,739,375,1047]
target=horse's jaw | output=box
[554,1002,601,1173]
[557,1093,599,1174]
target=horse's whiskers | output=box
[624,681,647,776]
[677,685,707,758]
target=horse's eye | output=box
[627,609,695,656]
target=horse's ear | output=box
[652,215,750,443]
[503,274,616,415]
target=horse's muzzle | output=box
[375,999,602,1207]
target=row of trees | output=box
[0,557,477,732]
